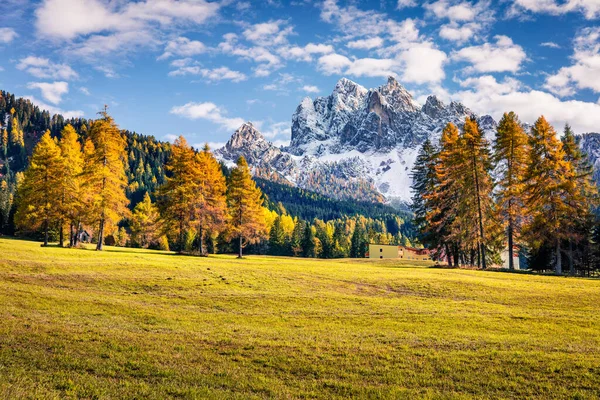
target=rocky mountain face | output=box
[218,76,498,205]
[579,133,600,182]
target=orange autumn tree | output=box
[57,124,84,247]
[193,144,228,255]
[86,109,130,250]
[494,112,529,270]
[523,116,573,274]
[226,156,267,258]
[157,136,197,253]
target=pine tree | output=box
[268,215,286,255]
[131,192,160,248]
[494,112,529,270]
[226,156,267,258]
[523,116,573,273]
[289,218,305,256]
[301,223,316,258]
[87,109,130,250]
[411,139,440,257]
[156,136,196,253]
[350,221,368,258]
[14,131,63,246]
[561,124,597,275]
[57,124,84,247]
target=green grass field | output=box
[1,238,599,399]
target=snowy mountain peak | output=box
[422,95,445,119]
[222,77,501,205]
[378,76,419,112]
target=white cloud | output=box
[17,56,79,80]
[243,20,294,46]
[425,0,477,21]
[347,37,384,50]
[24,95,84,119]
[158,37,206,60]
[35,0,221,40]
[262,73,300,93]
[219,33,282,76]
[439,22,481,43]
[453,35,526,73]
[27,81,69,104]
[301,85,320,93]
[79,87,90,95]
[262,121,291,139]
[397,0,417,8]
[541,41,561,48]
[508,0,600,19]
[170,102,245,131]
[398,45,448,84]
[169,66,247,82]
[95,65,119,78]
[318,46,447,83]
[544,27,600,96]
[0,27,18,43]
[454,75,600,134]
[346,58,397,78]
[278,43,334,62]
[317,53,352,75]
[70,30,157,59]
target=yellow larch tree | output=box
[14,130,63,246]
[87,109,130,250]
[227,156,267,258]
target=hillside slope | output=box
[1,238,599,398]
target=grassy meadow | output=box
[0,238,599,399]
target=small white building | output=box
[501,247,520,269]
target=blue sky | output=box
[1,0,600,148]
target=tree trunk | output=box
[445,244,452,267]
[59,220,64,248]
[43,219,49,247]
[238,235,243,259]
[69,222,74,247]
[507,219,514,270]
[178,215,184,254]
[453,246,460,268]
[198,224,204,255]
[568,240,574,276]
[96,219,104,251]
[555,240,562,274]
[74,222,80,246]
[473,154,487,269]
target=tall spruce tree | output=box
[15,131,62,246]
[411,139,442,259]
[561,124,597,275]
[226,156,267,258]
[494,112,529,270]
[87,109,130,250]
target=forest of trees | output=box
[1,92,414,258]
[411,113,598,275]
[4,89,600,272]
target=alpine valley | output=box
[217,76,500,208]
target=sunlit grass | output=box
[1,238,599,399]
